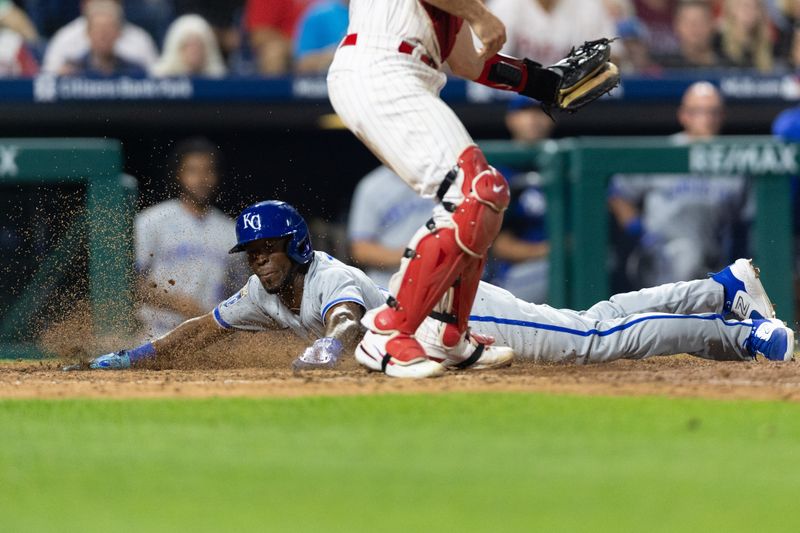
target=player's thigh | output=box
[329,67,473,197]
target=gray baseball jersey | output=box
[212,248,754,362]
[348,166,435,288]
[135,199,245,339]
[610,133,749,285]
[212,251,388,341]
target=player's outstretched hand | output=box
[470,8,506,61]
[292,337,343,372]
[63,350,132,371]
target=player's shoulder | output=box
[309,251,373,284]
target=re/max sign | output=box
[689,143,798,175]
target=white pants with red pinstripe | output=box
[327,37,473,203]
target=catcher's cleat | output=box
[745,318,795,361]
[711,258,776,321]
[415,320,514,370]
[355,330,446,378]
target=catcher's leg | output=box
[357,146,511,377]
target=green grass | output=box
[1,393,799,532]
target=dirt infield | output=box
[3,355,800,401]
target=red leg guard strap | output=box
[374,227,471,336]
[440,255,485,348]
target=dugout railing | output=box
[0,139,136,358]
[481,136,795,322]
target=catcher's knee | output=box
[448,146,509,256]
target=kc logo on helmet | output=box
[243,212,261,231]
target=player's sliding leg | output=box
[568,314,792,363]
[463,281,793,364]
[579,259,775,322]
[357,146,512,377]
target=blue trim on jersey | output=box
[468,313,747,337]
[321,297,365,324]
[213,306,232,329]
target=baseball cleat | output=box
[711,258,775,320]
[745,318,795,361]
[427,333,514,370]
[355,331,445,378]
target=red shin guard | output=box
[374,146,509,362]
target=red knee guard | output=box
[452,146,510,256]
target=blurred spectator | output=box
[135,138,244,340]
[714,0,774,72]
[60,0,146,77]
[43,0,157,75]
[21,0,80,39]
[0,29,39,77]
[347,166,434,288]
[245,0,313,75]
[633,0,680,58]
[604,0,636,21]
[488,0,616,66]
[487,96,552,303]
[0,0,39,41]
[616,17,659,73]
[293,0,348,74]
[609,82,749,287]
[123,0,174,46]
[174,0,245,59]
[658,0,724,68]
[151,14,226,78]
[775,0,800,62]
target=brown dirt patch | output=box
[3,354,800,401]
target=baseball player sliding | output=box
[69,201,794,374]
[325,0,620,377]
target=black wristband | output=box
[519,59,562,105]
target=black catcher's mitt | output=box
[548,38,620,111]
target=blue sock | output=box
[127,342,156,363]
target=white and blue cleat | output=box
[746,318,795,362]
[63,351,131,371]
[711,258,776,321]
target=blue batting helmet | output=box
[229,200,314,264]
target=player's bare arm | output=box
[608,196,641,232]
[449,15,620,113]
[350,240,406,270]
[324,301,367,352]
[150,313,232,360]
[423,0,506,60]
[291,302,367,371]
[492,231,550,263]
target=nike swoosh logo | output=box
[492,184,505,193]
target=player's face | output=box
[87,12,121,57]
[678,90,723,139]
[177,152,218,207]
[245,237,294,294]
